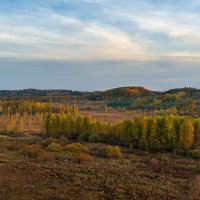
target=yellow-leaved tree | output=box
[179,119,194,151]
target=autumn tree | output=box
[179,119,194,151]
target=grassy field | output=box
[0,135,200,200]
[80,110,138,122]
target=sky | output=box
[0,0,200,91]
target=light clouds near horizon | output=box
[0,0,200,91]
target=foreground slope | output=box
[0,136,200,200]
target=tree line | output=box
[0,100,79,116]
[45,113,200,153]
[0,101,79,134]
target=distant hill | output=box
[164,87,200,100]
[0,87,199,100]
[88,87,156,100]
[0,89,86,97]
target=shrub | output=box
[20,144,53,161]
[0,136,7,142]
[42,138,58,147]
[98,145,123,159]
[20,144,45,158]
[46,143,63,152]
[42,137,69,147]
[63,143,90,154]
[187,149,200,159]
[76,153,92,162]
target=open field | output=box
[1,135,200,200]
[80,110,137,122]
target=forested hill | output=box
[0,87,199,99]
[0,89,86,97]
[88,87,157,100]
[164,88,200,99]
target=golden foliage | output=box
[76,153,92,162]
[179,120,194,151]
[98,145,122,159]
[46,143,63,152]
[63,143,90,154]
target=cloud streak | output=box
[0,0,200,90]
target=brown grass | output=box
[80,110,135,122]
[6,141,24,151]
[190,175,200,198]
[0,136,200,200]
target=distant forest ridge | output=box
[0,86,200,117]
[0,87,199,99]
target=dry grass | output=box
[6,141,24,151]
[1,136,200,200]
[190,175,200,198]
[80,110,135,122]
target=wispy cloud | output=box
[0,0,200,90]
[0,2,154,61]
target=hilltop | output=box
[0,86,199,99]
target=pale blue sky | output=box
[0,0,200,91]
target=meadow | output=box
[0,135,200,200]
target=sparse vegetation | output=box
[20,144,51,160]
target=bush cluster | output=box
[98,145,122,159]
